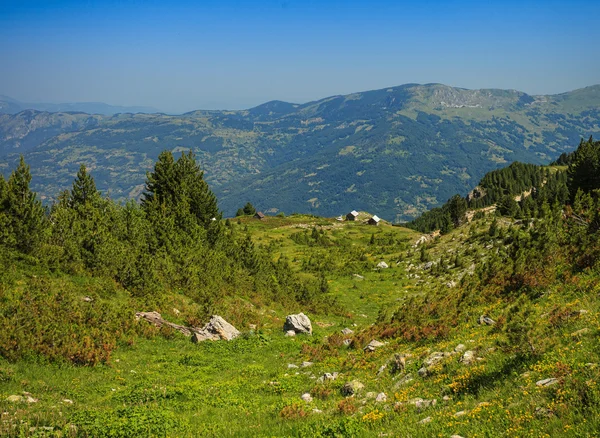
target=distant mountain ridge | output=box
[0,95,159,116]
[0,83,599,221]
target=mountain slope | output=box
[1,84,599,219]
[0,95,159,115]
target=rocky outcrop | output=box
[283,313,312,335]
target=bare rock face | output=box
[283,313,312,335]
[191,315,241,342]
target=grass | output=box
[1,215,600,436]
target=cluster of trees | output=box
[0,151,333,319]
[406,137,600,235]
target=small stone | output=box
[375,392,387,402]
[301,361,313,368]
[341,380,364,396]
[353,274,365,279]
[393,373,414,389]
[461,350,477,365]
[418,416,432,424]
[534,407,554,418]
[343,339,352,346]
[312,408,323,413]
[454,410,466,417]
[341,328,354,335]
[442,395,452,401]
[423,352,447,368]
[479,315,496,325]
[301,393,313,403]
[413,398,437,410]
[288,364,299,369]
[317,372,338,383]
[377,261,389,269]
[365,392,376,399]
[285,330,296,337]
[377,364,387,376]
[454,344,466,353]
[571,328,590,337]
[451,435,465,438]
[81,296,93,302]
[536,378,559,387]
[62,399,74,404]
[418,367,428,377]
[6,395,24,403]
[364,340,385,352]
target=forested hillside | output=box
[1,83,599,221]
[0,137,599,436]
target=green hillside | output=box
[1,138,600,436]
[1,84,600,221]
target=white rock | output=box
[288,364,299,369]
[341,328,354,335]
[301,393,313,402]
[418,416,432,424]
[285,330,296,337]
[364,339,385,352]
[536,378,559,387]
[301,361,313,368]
[377,261,389,269]
[375,392,387,402]
[284,313,313,334]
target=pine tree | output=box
[567,136,600,197]
[69,164,101,207]
[4,156,47,253]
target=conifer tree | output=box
[69,164,101,207]
[4,156,47,253]
[567,136,600,197]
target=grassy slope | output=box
[1,215,599,437]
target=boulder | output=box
[364,339,385,352]
[341,380,364,396]
[283,313,312,335]
[191,315,240,342]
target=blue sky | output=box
[1,0,599,113]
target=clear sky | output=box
[1,0,599,113]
